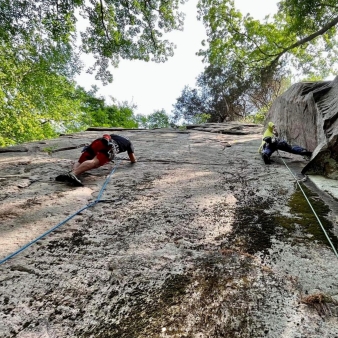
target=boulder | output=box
[266,76,338,178]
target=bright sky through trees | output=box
[75,0,278,116]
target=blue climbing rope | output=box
[0,160,121,266]
[277,151,338,258]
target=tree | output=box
[0,0,187,145]
[135,114,149,128]
[147,109,171,128]
[77,87,139,128]
[0,0,83,146]
[172,86,209,124]
[1,0,187,83]
[197,0,338,84]
[173,0,338,125]
[172,61,283,124]
[108,102,139,129]
[196,64,249,122]
[0,67,138,146]
[136,109,171,128]
[0,42,84,146]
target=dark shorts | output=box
[78,139,110,166]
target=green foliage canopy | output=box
[173,0,338,125]
[77,87,138,128]
[136,109,171,128]
[0,42,83,146]
[197,0,338,80]
[146,109,171,128]
[1,0,187,83]
[0,0,84,145]
[0,0,187,145]
[172,62,286,124]
[172,85,210,124]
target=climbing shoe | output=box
[262,153,271,165]
[300,150,312,157]
[67,172,84,187]
[55,173,72,182]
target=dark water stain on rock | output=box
[79,274,192,338]
[220,184,338,255]
[222,197,280,255]
[275,183,338,248]
[85,252,273,338]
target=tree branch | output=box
[99,0,110,40]
[284,15,338,52]
[143,0,158,49]
[253,15,338,63]
[314,3,338,10]
[227,22,271,57]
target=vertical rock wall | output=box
[266,77,338,178]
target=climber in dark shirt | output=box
[56,134,136,186]
[110,134,135,156]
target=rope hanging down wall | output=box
[0,160,121,266]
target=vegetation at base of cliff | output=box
[0,81,173,146]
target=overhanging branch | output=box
[261,15,338,64]
[284,15,338,52]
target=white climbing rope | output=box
[276,151,338,258]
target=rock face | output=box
[0,124,338,338]
[266,76,338,178]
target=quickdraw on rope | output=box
[276,151,338,258]
[0,160,121,266]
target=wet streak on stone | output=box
[78,274,192,338]
[222,198,279,255]
[79,253,277,338]
[276,183,338,248]
[220,183,338,255]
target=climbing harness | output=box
[276,151,338,258]
[0,160,121,266]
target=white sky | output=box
[75,0,278,116]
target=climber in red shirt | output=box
[56,134,136,186]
